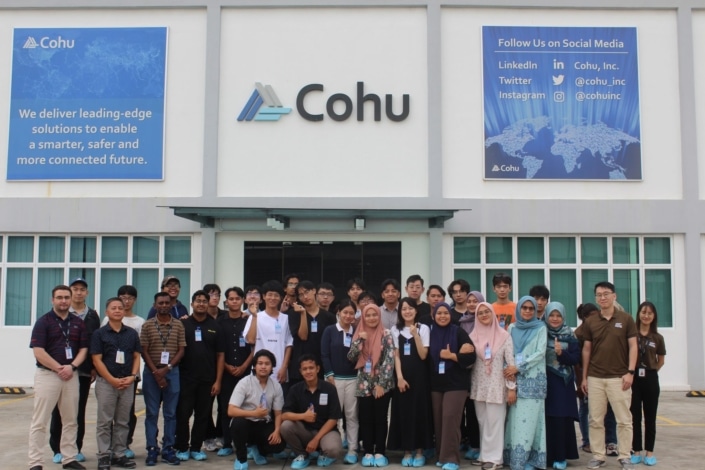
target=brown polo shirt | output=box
[637,331,666,370]
[583,309,637,378]
[140,316,186,367]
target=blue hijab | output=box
[429,302,459,369]
[510,296,545,353]
[544,301,578,384]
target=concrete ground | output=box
[1,390,702,469]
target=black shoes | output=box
[62,462,86,470]
[111,456,137,469]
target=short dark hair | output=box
[357,291,377,305]
[52,285,71,298]
[298,353,319,367]
[117,285,138,297]
[347,278,366,291]
[297,280,316,292]
[261,280,284,297]
[283,273,301,285]
[491,272,512,287]
[104,297,124,309]
[244,285,261,295]
[203,283,221,295]
[191,290,209,302]
[448,279,470,294]
[253,349,277,370]
[529,285,550,299]
[577,303,599,321]
[380,278,400,292]
[318,282,335,292]
[427,284,446,298]
[337,299,357,313]
[594,281,615,293]
[225,286,245,298]
[154,291,170,303]
[406,274,424,286]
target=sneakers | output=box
[644,456,657,466]
[250,445,268,465]
[586,459,606,469]
[317,455,336,467]
[75,453,86,463]
[203,438,219,452]
[98,456,111,470]
[146,446,160,466]
[292,454,310,469]
[111,456,137,469]
[374,454,389,467]
[442,463,459,470]
[618,458,636,470]
[235,459,249,470]
[218,447,235,457]
[553,461,567,470]
[53,453,63,464]
[412,456,426,468]
[124,448,135,459]
[464,449,480,460]
[606,443,619,457]
[361,454,375,467]
[190,451,208,461]
[162,447,181,466]
[175,450,191,461]
[344,453,358,465]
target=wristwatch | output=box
[167,364,173,370]
[627,370,635,375]
[70,364,78,371]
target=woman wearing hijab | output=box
[470,302,516,470]
[348,304,396,467]
[428,302,476,470]
[459,291,484,461]
[503,296,547,470]
[543,302,580,470]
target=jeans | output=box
[142,366,180,449]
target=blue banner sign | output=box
[7,27,167,180]
[483,26,641,180]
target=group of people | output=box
[27,272,666,470]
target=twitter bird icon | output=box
[552,75,564,85]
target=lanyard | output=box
[55,315,71,346]
[638,334,649,365]
[155,320,173,351]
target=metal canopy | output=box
[171,207,457,229]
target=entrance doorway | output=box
[243,241,401,305]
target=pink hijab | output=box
[352,304,385,375]
[469,302,509,374]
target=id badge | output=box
[116,350,125,364]
[160,351,170,365]
[638,368,646,377]
[239,336,246,347]
[403,342,411,356]
[438,361,446,374]
[343,334,351,348]
[195,328,202,342]
[484,344,492,360]
[275,322,282,333]
[319,393,328,405]
[311,320,318,333]
[65,347,73,360]
[364,359,372,374]
[515,353,523,364]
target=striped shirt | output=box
[140,316,186,366]
[29,310,88,367]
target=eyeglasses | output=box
[287,282,299,287]
[119,295,136,302]
[595,292,614,298]
[246,292,261,298]
[193,299,209,305]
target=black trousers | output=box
[230,417,286,463]
[175,380,213,452]
[631,370,660,452]
[219,373,247,449]
[357,392,392,455]
[50,375,91,453]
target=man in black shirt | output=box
[174,290,224,461]
[281,354,343,468]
